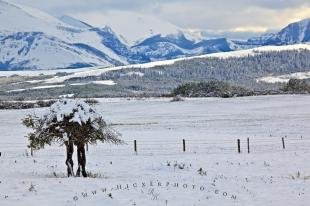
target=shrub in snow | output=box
[22,99,122,177]
[84,98,99,105]
[28,183,36,192]
[282,78,310,93]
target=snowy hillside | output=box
[59,15,92,29]
[38,44,310,83]
[0,32,123,70]
[0,0,68,34]
[0,43,308,100]
[205,43,310,58]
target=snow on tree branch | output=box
[22,99,123,150]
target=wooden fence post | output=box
[183,139,186,152]
[282,137,285,149]
[247,138,250,154]
[134,140,137,154]
[237,139,241,153]
[31,147,33,157]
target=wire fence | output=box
[1,136,310,157]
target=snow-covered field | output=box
[0,95,310,205]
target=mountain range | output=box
[0,0,309,71]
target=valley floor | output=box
[0,95,310,205]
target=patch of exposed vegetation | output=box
[0,100,56,110]
[282,79,310,93]
[171,80,254,98]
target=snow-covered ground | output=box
[7,84,66,93]
[7,81,116,93]
[0,95,310,205]
[257,71,310,83]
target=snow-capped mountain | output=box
[0,0,309,71]
[265,18,310,45]
[131,18,310,61]
[131,33,197,60]
[244,18,310,46]
[132,33,235,60]
[0,0,134,70]
[0,0,234,70]
[69,11,182,46]
[0,31,120,70]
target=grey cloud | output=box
[33,0,216,12]
[13,0,309,13]
[8,0,310,39]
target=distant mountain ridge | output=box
[0,0,309,70]
[243,18,310,46]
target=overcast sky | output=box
[10,0,310,38]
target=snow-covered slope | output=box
[0,0,68,34]
[0,32,122,70]
[59,15,92,29]
[205,43,310,59]
[39,44,310,83]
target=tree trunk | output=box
[76,143,87,177]
[65,141,74,177]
